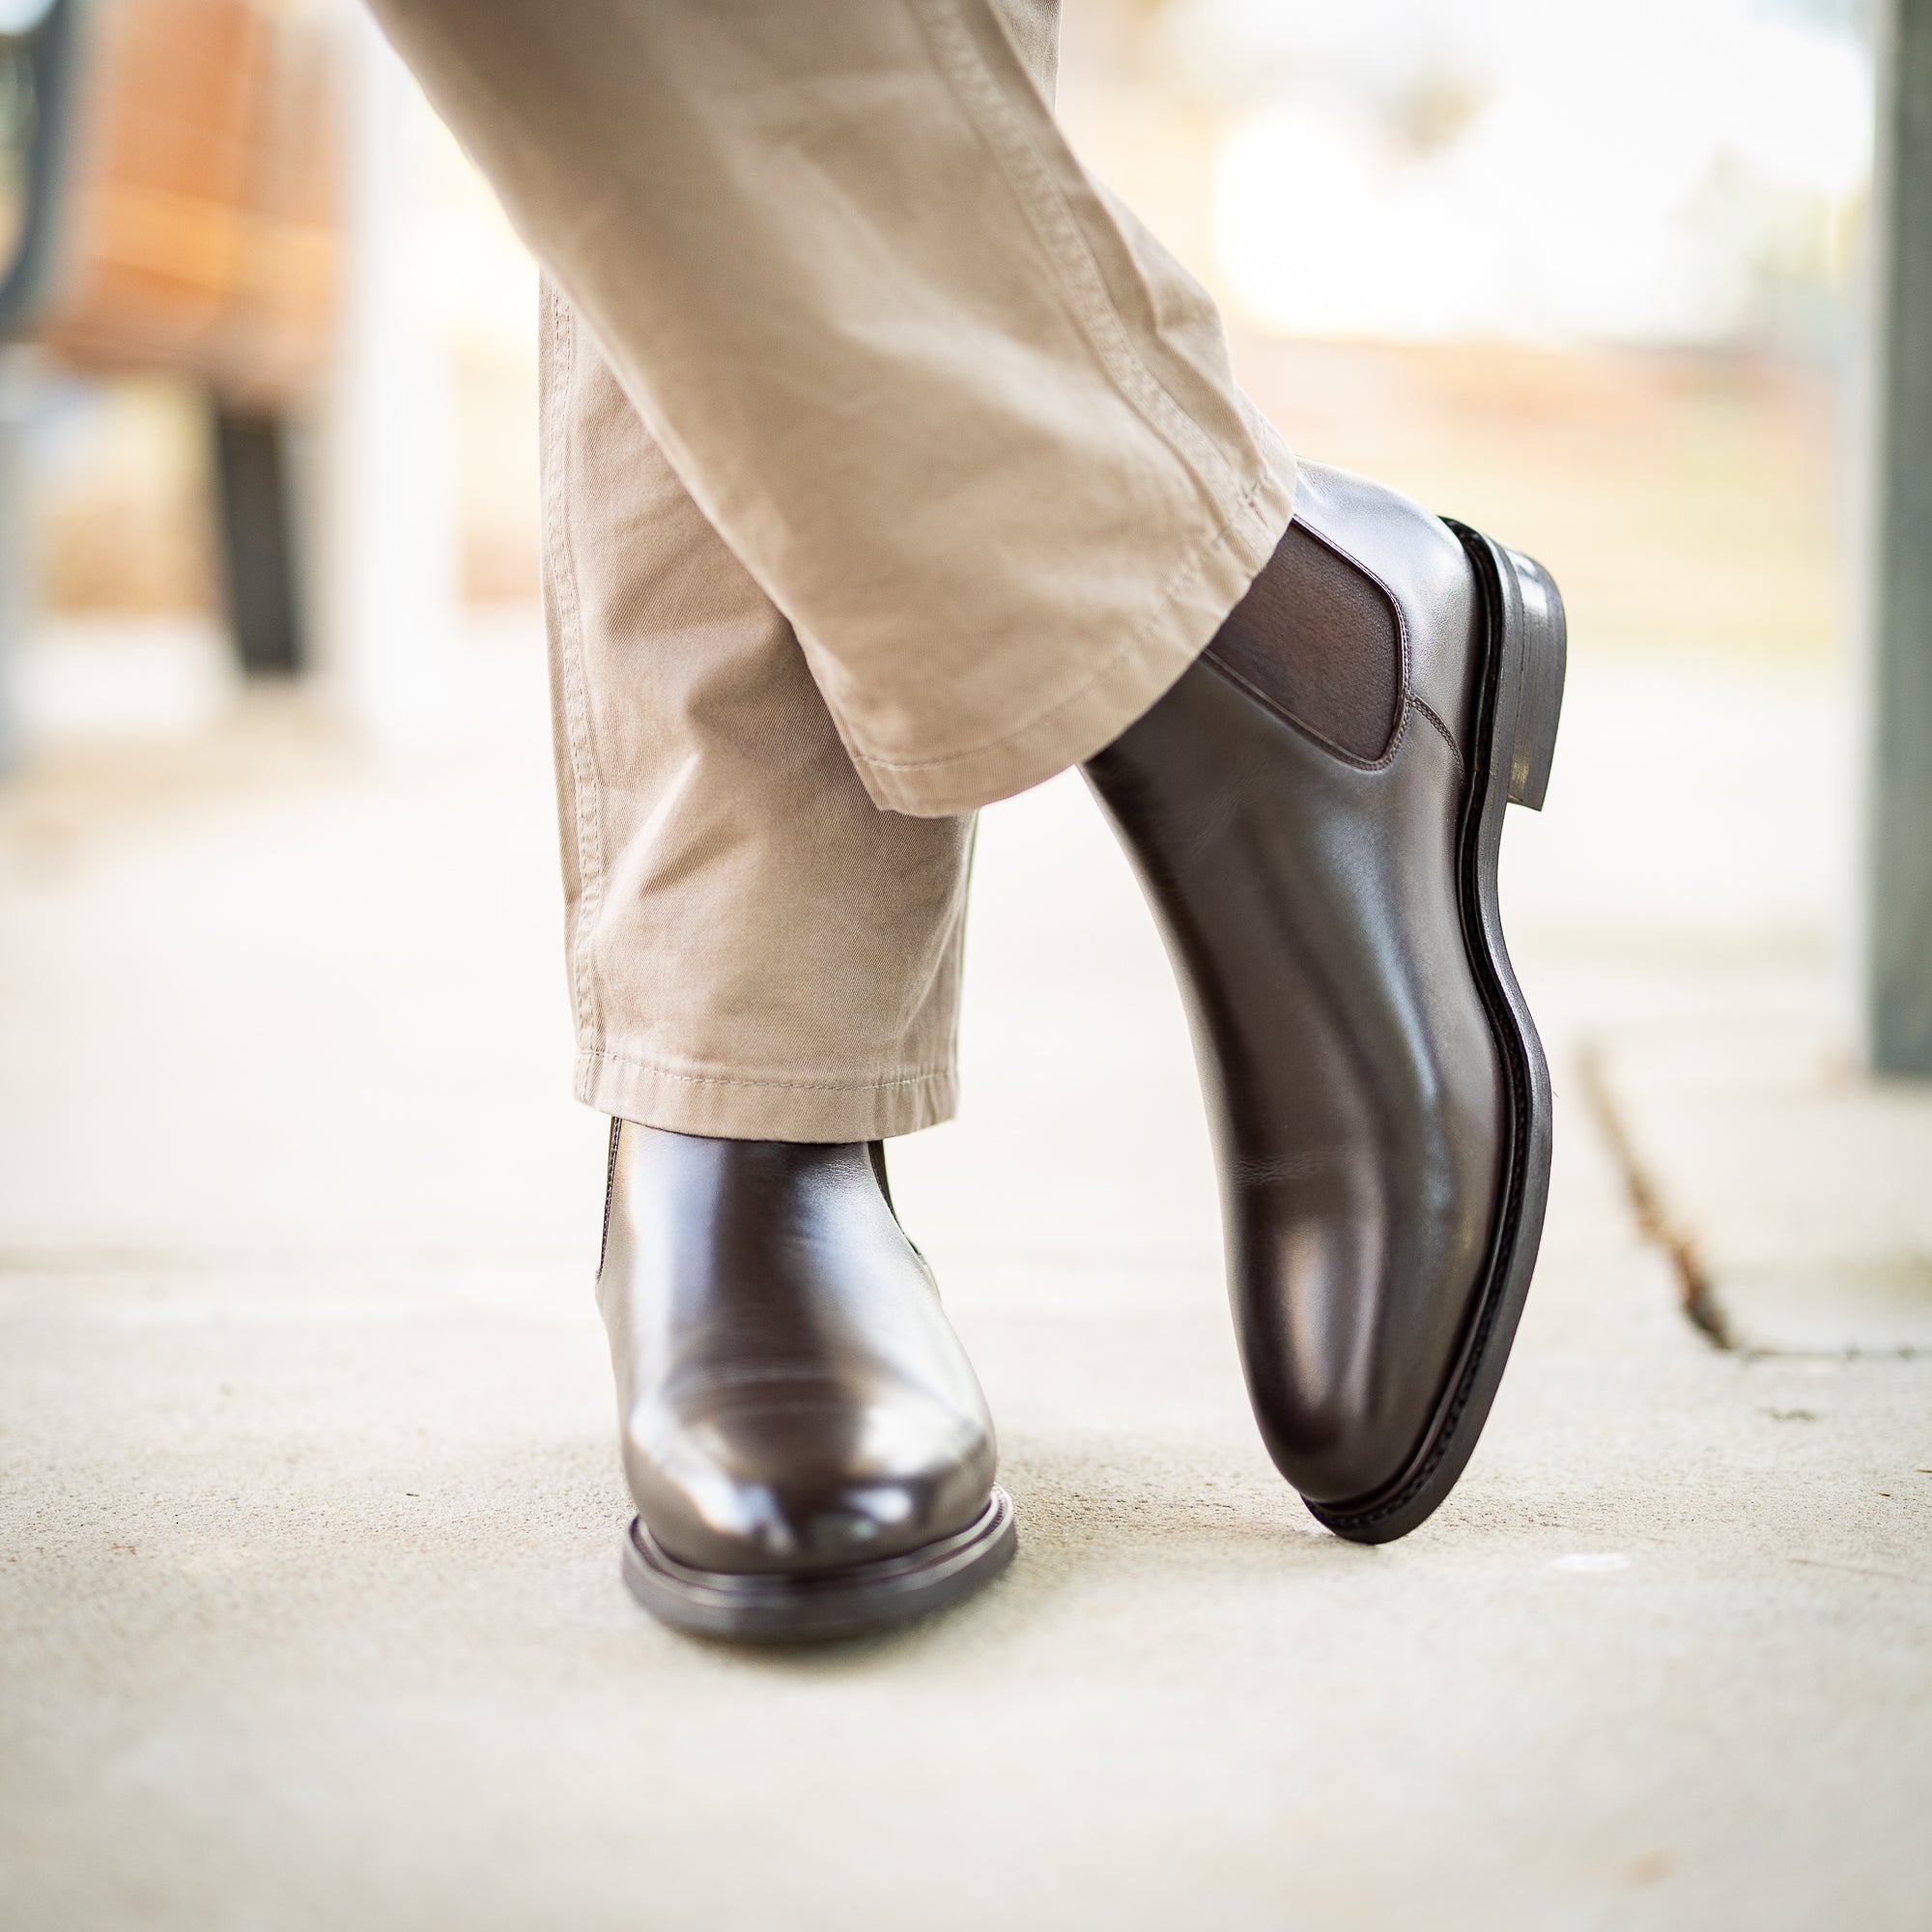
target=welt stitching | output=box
[910,0,1250,509]
[848,466,1283,776]
[582,1045,954,1096]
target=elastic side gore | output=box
[1205,522,1402,760]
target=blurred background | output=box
[0,0,1872,734]
[4,4,1929,1926]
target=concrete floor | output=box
[2,625,1928,1930]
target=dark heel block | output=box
[1499,544,1566,811]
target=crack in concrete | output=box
[1788,1556,1932,1588]
[1577,1043,1736,1350]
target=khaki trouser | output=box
[366,0,1296,1138]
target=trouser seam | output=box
[846,461,1277,778]
[545,287,607,1044]
[911,0,1252,514]
[579,1045,956,1096]
[948,813,980,1074]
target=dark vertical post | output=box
[0,353,32,774]
[212,402,305,676]
[0,0,86,774]
[1867,0,1932,1073]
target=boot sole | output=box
[1305,525,1566,1544]
[621,1486,1017,1643]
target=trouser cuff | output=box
[847,459,1294,817]
[576,1047,958,1142]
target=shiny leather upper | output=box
[598,1124,998,1575]
[1086,462,1503,1505]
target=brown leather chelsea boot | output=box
[1085,461,1565,1543]
[598,1122,1014,1639]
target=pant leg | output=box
[544,285,974,1140]
[541,0,1065,1144]
[367,0,1294,817]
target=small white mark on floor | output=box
[1552,1552,1632,1574]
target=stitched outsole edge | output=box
[620,1487,1018,1644]
[1301,524,1562,1544]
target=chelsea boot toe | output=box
[598,1123,1014,1640]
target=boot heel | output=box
[1501,545,1565,811]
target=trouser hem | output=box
[576,1047,958,1142]
[848,458,1295,817]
